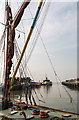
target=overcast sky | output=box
[0,0,77,83]
[27,1,77,82]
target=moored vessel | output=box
[41,77,52,86]
[62,78,79,88]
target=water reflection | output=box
[62,84,79,91]
[0,83,78,113]
[11,90,23,102]
[43,85,52,94]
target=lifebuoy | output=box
[31,109,40,115]
[39,112,49,118]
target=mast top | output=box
[6,0,8,6]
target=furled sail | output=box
[8,1,31,78]
[4,0,31,98]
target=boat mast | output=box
[4,0,9,98]
[4,0,31,98]
[8,0,43,93]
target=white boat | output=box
[41,77,52,86]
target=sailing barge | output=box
[0,0,79,119]
[0,100,79,120]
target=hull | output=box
[41,77,52,86]
[0,103,78,120]
[62,81,79,88]
[41,82,52,86]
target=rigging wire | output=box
[22,18,34,21]
[33,88,45,104]
[21,0,50,103]
[26,1,50,64]
[10,1,23,21]
[14,40,30,78]
[36,88,45,102]
[39,28,77,112]
[10,39,45,105]
[17,0,50,105]
[14,1,27,77]
[15,29,25,34]
[0,0,46,105]
[71,99,77,113]
[0,0,76,111]
[31,1,72,103]
[14,39,34,80]
[40,31,75,107]
[39,37,77,111]
[40,35,61,98]
[56,75,73,103]
[0,21,6,26]
[26,1,76,111]
[26,67,34,81]
[0,28,6,51]
[14,41,26,77]
[16,1,25,33]
[0,21,25,34]
[14,39,45,104]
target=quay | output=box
[62,78,79,88]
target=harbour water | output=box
[4,83,78,114]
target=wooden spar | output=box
[4,0,9,98]
[8,0,43,94]
[11,1,31,29]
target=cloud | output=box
[41,2,77,53]
[0,1,77,82]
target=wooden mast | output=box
[8,0,43,93]
[4,0,9,98]
[2,0,10,110]
[4,0,31,98]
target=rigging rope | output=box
[26,1,50,64]
[28,1,73,105]
[21,0,50,104]
[0,21,6,26]
[19,1,50,105]
[40,36,61,98]
[0,21,26,34]
[33,88,45,104]
[14,40,31,78]
[36,88,45,102]
[22,18,34,21]
[40,33,73,103]
[14,40,26,77]
[56,75,72,103]
[14,39,34,80]
[14,40,45,104]
[0,28,6,51]
[27,0,73,106]
[39,32,77,111]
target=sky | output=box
[0,0,78,83]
